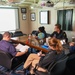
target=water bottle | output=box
[28,34,31,43]
[39,39,44,45]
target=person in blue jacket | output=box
[69,42,75,53]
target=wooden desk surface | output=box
[19,36,28,42]
[11,36,49,53]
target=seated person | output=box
[50,24,68,43]
[41,26,47,38]
[16,37,65,74]
[38,27,47,44]
[0,32,29,61]
[36,27,47,39]
[69,42,75,53]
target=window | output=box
[57,9,73,31]
[0,8,19,32]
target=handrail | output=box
[11,39,49,53]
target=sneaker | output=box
[15,69,26,74]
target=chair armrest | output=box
[10,55,19,61]
[11,55,22,61]
[11,56,16,62]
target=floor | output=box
[0,64,25,75]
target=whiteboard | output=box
[0,8,19,32]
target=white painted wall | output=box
[38,7,57,33]
[30,7,75,42]
[19,2,75,42]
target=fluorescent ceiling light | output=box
[30,6,34,9]
[0,5,12,7]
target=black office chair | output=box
[34,56,68,75]
[46,33,51,37]
[0,50,23,71]
[9,32,14,37]
[13,31,24,37]
[0,34,3,41]
[66,53,75,75]
[31,30,38,36]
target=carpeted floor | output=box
[0,64,25,75]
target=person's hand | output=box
[24,49,28,53]
[37,51,42,56]
[41,54,45,56]
[69,42,75,46]
[37,51,45,57]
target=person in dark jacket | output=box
[50,24,68,43]
[16,38,65,74]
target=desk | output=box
[11,36,48,53]
[11,36,28,42]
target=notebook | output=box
[15,43,30,52]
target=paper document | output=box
[16,43,30,52]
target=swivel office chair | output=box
[31,30,38,36]
[34,56,68,75]
[0,50,23,71]
[13,31,24,37]
[66,53,75,75]
[0,34,3,41]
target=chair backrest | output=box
[0,34,3,41]
[66,53,75,74]
[31,30,38,35]
[49,56,68,75]
[0,50,24,71]
[35,56,68,75]
[46,33,51,37]
[0,50,13,70]
[13,31,23,37]
[9,32,14,37]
